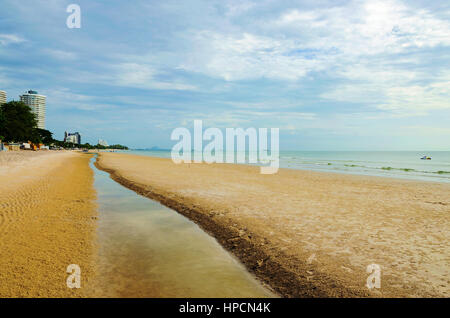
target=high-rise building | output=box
[20,90,46,129]
[0,90,6,105]
[64,131,81,144]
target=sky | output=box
[0,0,449,150]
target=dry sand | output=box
[0,151,97,297]
[96,153,450,298]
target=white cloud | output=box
[322,66,450,115]
[225,1,256,17]
[181,32,324,81]
[273,0,450,55]
[65,62,197,91]
[381,81,450,112]
[44,49,78,60]
[0,34,25,46]
[178,0,449,83]
[114,63,156,86]
[112,63,197,91]
[47,88,99,111]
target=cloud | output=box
[1,0,449,149]
[112,62,197,91]
[44,49,78,60]
[0,34,25,46]
[169,109,317,129]
[380,81,450,112]
[180,32,324,81]
[321,67,450,115]
[177,0,450,83]
[273,0,450,55]
[225,1,256,17]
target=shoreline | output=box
[116,150,450,184]
[95,153,450,298]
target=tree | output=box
[0,101,38,142]
[33,128,54,145]
[0,107,5,143]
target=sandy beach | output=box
[0,151,97,297]
[96,153,450,298]
[1,150,448,298]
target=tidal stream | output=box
[87,156,274,297]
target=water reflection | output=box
[87,157,274,297]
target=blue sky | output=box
[0,0,449,150]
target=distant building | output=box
[0,90,6,105]
[20,90,46,129]
[98,139,109,147]
[64,131,81,144]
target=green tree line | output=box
[0,101,128,150]
[0,101,52,144]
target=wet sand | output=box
[0,151,97,297]
[96,153,450,298]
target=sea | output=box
[120,150,450,183]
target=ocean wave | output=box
[343,164,449,175]
[380,167,415,172]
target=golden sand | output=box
[0,151,97,297]
[96,153,450,298]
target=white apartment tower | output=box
[64,131,81,144]
[0,90,6,105]
[20,90,46,129]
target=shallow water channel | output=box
[87,157,274,297]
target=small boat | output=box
[420,156,431,160]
